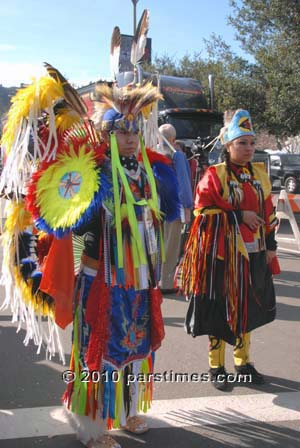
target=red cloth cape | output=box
[39,234,74,329]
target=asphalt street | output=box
[0,219,300,448]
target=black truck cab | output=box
[116,71,223,152]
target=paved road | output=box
[0,222,300,447]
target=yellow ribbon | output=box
[111,133,162,268]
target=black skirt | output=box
[185,251,276,345]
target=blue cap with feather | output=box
[221,109,255,144]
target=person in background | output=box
[158,124,193,294]
[174,139,186,153]
[175,139,197,193]
[178,109,278,390]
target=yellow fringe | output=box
[14,267,55,317]
[2,77,64,154]
[4,201,33,233]
[112,370,123,429]
[2,201,54,318]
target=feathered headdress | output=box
[110,26,121,80]
[0,63,88,198]
[131,9,150,68]
[91,82,162,271]
[92,82,162,132]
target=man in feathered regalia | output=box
[0,11,180,448]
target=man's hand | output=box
[242,210,265,230]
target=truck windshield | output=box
[167,115,222,140]
[285,155,300,164]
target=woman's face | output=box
[226,135,255,165]
[115,129,140,157]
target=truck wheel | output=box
[284,176,299,194]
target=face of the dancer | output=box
[115,129,140,157]
[226,135,255,166]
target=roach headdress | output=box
[92,82,162,133]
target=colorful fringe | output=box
[13,266,54,317]
[63,339,155,429]
[0,201,65,361]
[178,212,250,335]
[1,202,53,317]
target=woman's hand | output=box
[242,210,265,230]
[266,250,277,264]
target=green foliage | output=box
[146,36,266,132]
[229,0,300,137]
[229,0,300,55]
[147,1,300,138]
[144,55,180,76]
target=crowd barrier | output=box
[273,190,300,252]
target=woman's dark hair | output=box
[221,146,229,163]
[221,146,231,176]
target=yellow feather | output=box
[14,268,55,317]
[1,77,64,154]
[55,108,82,132]
[1,202,54,318]
[4,201,33,233]
[36,146,99,230]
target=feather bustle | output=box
[44,62,87,117]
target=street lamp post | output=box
[131,0,139,34]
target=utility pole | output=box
[131,0,139,34]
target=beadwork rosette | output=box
[26,143,109,237]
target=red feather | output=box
[138,147,172,166]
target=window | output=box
[270,156,280,166]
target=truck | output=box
[116,70,223,154]
[78,71,223,153]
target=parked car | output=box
[208,148,270,175]
[269,153,300,193]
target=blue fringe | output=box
[102,364,116,420]
[152,162,181,222]
[34,170,112,238]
